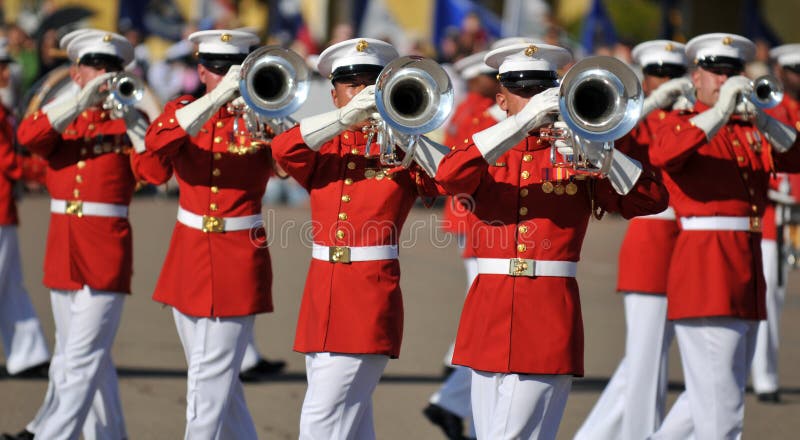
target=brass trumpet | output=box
[366,55,454,167]
[540,56,644,177]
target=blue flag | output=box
[581,0,618,54]
[433,0,502,51]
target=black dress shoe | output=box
[239,358,287,382]
[423,403,465,440]
[441,365,456,380]
[757,391,781,403]
[1,429,35,439]
[9,362,49,379]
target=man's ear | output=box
[496,92,508,112]
[331,85,340,107]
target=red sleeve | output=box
[270,125,319,190]
[650,112,707,172]
[594,166,670,219]
[0,108,20,180]
[144,96,193,159]
[773,138,800,173]
[131,148,173,185]
[17,110,63,158]
[434,143,490,197]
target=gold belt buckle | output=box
[65,200,83,217]
[750,216,762,233]
[329,246,352,263]
[509,258,535,277]
[202,215,225,233]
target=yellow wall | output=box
[386,0,432,39]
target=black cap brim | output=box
[499,70,558,89]
[330,64,383,83]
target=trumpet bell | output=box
[750,75,783,109]
[110,73,144,107]
[375,56,454,135]
[240,46,310,118]
[559,56,643,142]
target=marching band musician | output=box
[10,30,167,440]
[0,37,50,379]
[749,43,800,403]
[575,40,691,440]
[270,37,441,439]
[141,29,273,438]
[649,33,800,439]
[425,48,501,440]
[401,42,668,439]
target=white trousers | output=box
[240,325,262,371]
[299,352,389,440]
[751,239,785,394]
[471,371,572,440]
[652,318,758,440]
[575,293,673,440]
[172,309,256,440]
[0,225,50,374]
[433,252,478,434]
[30,287,126,440]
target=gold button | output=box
[73,189,80,197]
[523,154,533,162]
[732,139,740,147]
[216,121,224,128]
[347,162,356,170]
[343,133,349,140]
[520,188,529,197]
[351,148,359,155]
[742,172,748,180]
[214,136,222,143]
[519,225,528,234]
[521,171,530,180]
[342,195,351,202]
[737,156,745,163]
[336,229,345,239]
[749,188,755,196]
[517,244,527,252]
[214,152,222,160]
[80,148,87,156]
[519,206,528,216]
[210,203,218,211]
[338,212,348,220]
[75,175,83,183]
[752,204,758,213]
[157,122,163,127]
[87,123,95,130]
[169,118,175,123]
[77,160,86,169]
[344,178,354,185]
[212,168,221,177]
[211,186,219,194]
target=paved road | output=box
[1,195,798,439]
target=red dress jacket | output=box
[441,93,496,243]
[435,136,668,375]
[1,105,46,226]
[651,102,800,320]
[143,96,273,318]
[762,96,800,240]
[17,107,167,293]
[271,126,439,358]
[616,110,680,294]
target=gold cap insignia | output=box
[722,36,733,45]
[356,39,369,52]
[665,43,674,51]
[221,33,231,42]
[103,34,112,42]
[525,45,538,57]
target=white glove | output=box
[122,107,149,153]
[607,149,643,195]
[755,108,798,153]
[473,87,559,164]
[672,95,694,112]
[44,72,115,133]
[175,65,242,136]
[300,85,377,150]
[552,121,575,157]
[689,75,750,140]
[642,77,694,116]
